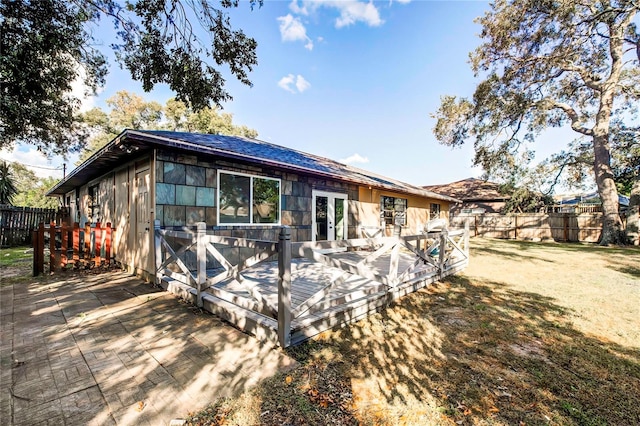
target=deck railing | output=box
[154,221,469,347]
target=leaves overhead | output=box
[77,90,258,164]
[0,0,262,156]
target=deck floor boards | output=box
[161,246,467,346]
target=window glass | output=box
[219,172,281,225]
[253,177,280,223]
[430,203,441,219]
[219,173,250,223]
[380,196,407,226]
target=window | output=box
[88,184,100,222]
[380,196,407,226]
[218,171,280,225]
[430,203,441,219]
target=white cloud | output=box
[277,14,314,50]
[278,74,311,94]
[0,146,71,179]
[289,1,384,28]
[339,153,369,165]
[333,1,383,28]
[70,63,99,113]
[278,74,297,94]
[289,0,309,15]
[295,75,311,93]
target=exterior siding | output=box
[155,149,360,242]
[357,187,451,236]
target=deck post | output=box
[196,222,206,308]
[464,220,470,257]
[438,227,448,279]
[154,219,162,286]
[278,226,292,348]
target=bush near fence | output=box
[450,212,608,243]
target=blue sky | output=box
[2,0,567,185]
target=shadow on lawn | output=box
[290,274,640,425]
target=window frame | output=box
[430,203,441,219]
[380,195,408,226]
[217,170,281,226]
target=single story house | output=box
[423,177,509,215]
[48,130,459,279]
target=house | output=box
[553,192,630,213]
[423,177,509,214]
[48,130,459,279]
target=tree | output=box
[78,92,258,163]
[0,161,18,205]
[78,91,164,164]
[433,0,639,244]
[1,0,261,157]
[8,163,60,209]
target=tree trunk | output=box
[592,133,623,245]
[628,179,640,245]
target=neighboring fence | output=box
[450,212,607,243]
[32,222,116,276]
[0,205,57,247]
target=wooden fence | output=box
[32,222,116,276]
[0,205,56,247]
[450,212,607,242]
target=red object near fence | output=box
[32,222,116,276]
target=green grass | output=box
[0,245,32,268]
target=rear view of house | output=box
[48,130,458,278]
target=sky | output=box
[0,0,573,186]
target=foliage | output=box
[8,163,60,209]
[78,91,258,164]
[499,182,554,213]
[432,0,640,244]
[0,161,18,204]
[0,0,262,157]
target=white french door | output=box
[312,190,348,241]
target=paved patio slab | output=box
[0,271,295,425]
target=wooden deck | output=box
[155,223,469,347]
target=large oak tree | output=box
[0,0,260,156]
[433,0,639,244]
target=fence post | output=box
[49,221,56,273]
[154,219,162,286]
[105,223,112,264]
[95,222,102,266]
[196,222,206,308]
[438,227,448,279]
[32,226,43,276]
[61,222,68,268]
[84,223,91,261]
[278,226,292,348]
[73,222,80,266]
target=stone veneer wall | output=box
[155,150,360,243]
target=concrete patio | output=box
[0,270,295,425]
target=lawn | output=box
[186,238,640,426]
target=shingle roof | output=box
[423,178,509,201]
[49,130,459,203]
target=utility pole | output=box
[63,163,66,178]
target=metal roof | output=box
[48,130,460,203]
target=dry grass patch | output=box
[180,239,638,425]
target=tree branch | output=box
[543,99,594,136]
